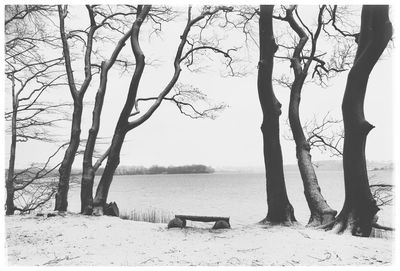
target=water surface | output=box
[68,169,392,226]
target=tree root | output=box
[315,220,335,230]
[316,213,377,237]
[372,222,394,231]
[92,206,104,216]
[259,217,299,227]
[306,210,337,227]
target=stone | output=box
[212,220,230,229]
[104,202,119,217]
[167,217,186,229]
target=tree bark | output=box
[93,131,127,215]
[55,101,83,211]
[92,6,151,215]
[289,77,337,226]
[80,165,95,214]
[258,5,296,225]
[6,74,17,215]
[81,62,108,214]
[327,5,392,236]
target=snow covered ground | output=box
[5,213,393,266]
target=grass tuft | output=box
[120,208,172,223]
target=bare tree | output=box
[303,113,394,233]
[257,5,296,225]
[5,68,67,215]
[271,5,357,226]
[12,144,68,214]
[92,5,235,215]
[303,113,344,158]
[79,5,144,215]
[323,5,360,43]
[79,5,230,214]
[53,5,99,211]
[322,5,392,236]
[5,5,67,215]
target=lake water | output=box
[67,169,393,227]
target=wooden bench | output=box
[168,215,231,229]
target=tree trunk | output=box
[55,101,82,211]
[92,6,151,215]
[93,130,126,214]
[81,166,95,214]
[327,5,392,236]
[258,5,296,225]
[277,5,336,226]
[6,75,17,215]
[289,77,337,226]
[80,28,133,215]
[81,62,108,215]
[55,6,95,212]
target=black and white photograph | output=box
[2,0,398,267]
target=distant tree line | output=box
[7,163,214,178]
[95,164,215,176]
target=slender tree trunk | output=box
[81,62,108,214]
[258,5,296,225]
[55,101,82,211]
[81,28,133,215]
[92,6,151,215]
[289,77,337,226]
[80,166,95,214]
[55,5,95,211]
[93,131,126,214]
[6,75,17,215]
[276,5,336,226]
[327,5,392,236]
[92,5,222,214]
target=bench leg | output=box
[167,217,186,229]
[212,220,230,229]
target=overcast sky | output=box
[3,3,394,170]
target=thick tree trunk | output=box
[258,5,296,225]
[6,75,17,215]
[55,101,82,211]
[327,5,392,236]
[289,78,337,226]
[92,6,151,215]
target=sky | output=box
[2,3,395,170]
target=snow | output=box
[5,213,393,266]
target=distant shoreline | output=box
[110,171,215,176]
[9,160,392,177]
[95,164,215,176]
